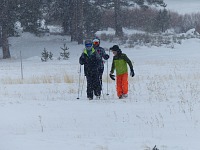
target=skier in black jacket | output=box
[79,39,101,100]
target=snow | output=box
[1,31,200,150]
[96,28,145,36]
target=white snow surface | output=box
[1,32,200,150]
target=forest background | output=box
[0,0,200,59]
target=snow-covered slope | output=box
[1,32,200,150]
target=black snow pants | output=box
[86,73,101,99]
[98,67,104,90]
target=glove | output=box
[79,55,86,65]
[130,69,135,77]
[104,54,109,60]
[109,74,115,80]
[79,57,84,65]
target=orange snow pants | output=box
[116,73,128,97]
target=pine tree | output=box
[49,51,53,60]
[83,0,101,38]
[41,48,53,62]
[60,44,70,60]
[93,0,166,37]
[0,0,43,58]
[19,0,42,34]
[0,0,18,59]
[155,8,170,32]
[48,0,101,43]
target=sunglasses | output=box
[93,41,99,45]
[85,43,92,47]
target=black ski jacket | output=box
[79,48,101,76]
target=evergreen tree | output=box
[48,0,82,42]
[47,0,101,43]
[19,0,42,33]
[83,0,101,38]
[60,44,70,60]
[0,0,44,59]
[41,48,49,62]
[93,0,166,37]
[0,0,18,58]
[47,0,71,34]
[41,48,53,62]
[49,51,53,60]
[155,8,170,32]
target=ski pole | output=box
[106,49,110,95]
[20,51,23,80]
[100,76,105,100]
[80,75,85,97]
[77,65,81,99]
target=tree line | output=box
[1,0,200,59]
[0,0,166,59]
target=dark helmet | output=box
[110,45,121,53]
[85,39,92,45]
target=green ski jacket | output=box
[110,53,133,76]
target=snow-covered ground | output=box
[1,32,200,150]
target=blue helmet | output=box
[85,39,93,50]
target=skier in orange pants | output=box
[109,45,135,99]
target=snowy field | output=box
[1,32,200,150]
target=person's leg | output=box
[122,73,128,96]
[93,73,101,97]
[86,76,93,99]
[116,74,123,98]
[98,68,104,90]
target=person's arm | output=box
[123,54,133,70]
[101,47,109,60]
[110,59,115,74]
[79,53,85,65]
[123,54,135,77]
[109,59,116,80]
[95,51,102,67]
